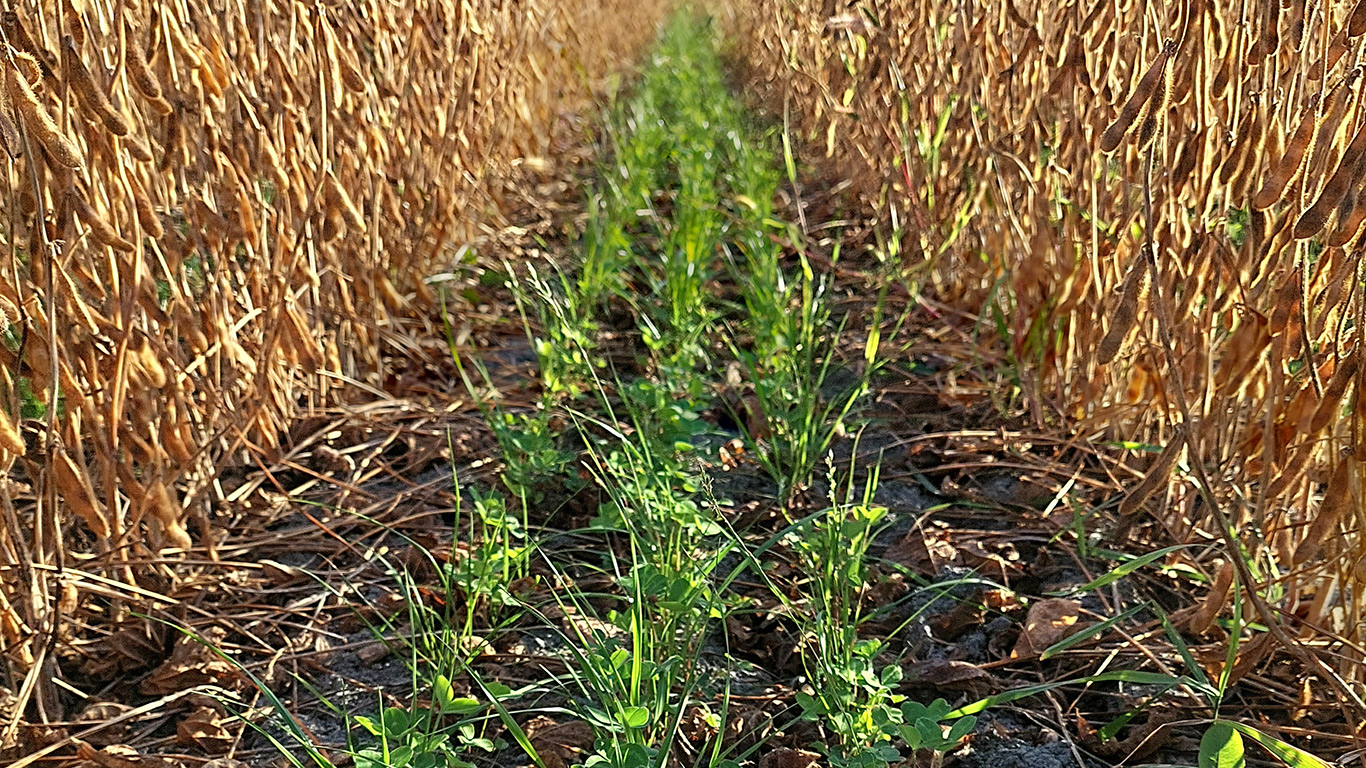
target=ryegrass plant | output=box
[784,461,920,768]
[727,242,892,504]
[534,413,736,768]
[593,14,762,380]
[715,96,897,502]
[466,17,805,767]
[506,262,602,399]
[445,485,532,634]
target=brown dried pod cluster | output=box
[6,58,83,167]
[730,0,1366,693]
[0,0,677,720]
[1100,39,1175,153]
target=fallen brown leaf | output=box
[525,716,596,768]
[82,623,167,682]
[758,746,821,768]
[176,706,232,753]
[982,588,1023,611]
[865,572,910,610]
[928,590,984,640]
[907,659,995,696]
[139,628,241,695]
[886,527,958,577]
[956,538,1020,581]
[75,741,173,768]
[1010,598,1084,659]
[74,702,133,746]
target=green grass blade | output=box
[1218,574,1244,704]
[468,667,550,768]
[945,671,1212,719]
[1228,722,1330,768]
[1051,545,1191,596]
[1040,602,1149,660]
[1156,603,1214,692]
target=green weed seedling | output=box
[518,363,751,768]
[445,486,531,634]
[510,433,721,768]
[336,517,547,768]
[793,648,976,768]
[487,406,578,503]
[145,603,523,768]
[530,513,735,768]
[714,82,903,503]
[1033,545,1335,768]
[1181,576,1332,768]
[578,191,633,310]
[780,458,979,768]
[896,699,977,759]
[508,260,601,399]
[616,378,710,452]
[728,241,893,504]
[594,15,736,374]
[131,485,551,768]
[351,676,498,768]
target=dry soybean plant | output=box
[722,0,1366,706]
[0,0,669,743]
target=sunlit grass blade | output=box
[1156,603,1215,692]
[1097,686,1179,742]
[1051,545,1191,596]
[945,671,1217,719]
[1217,572,1244,707]
[1228,723,1331,768]
[1040,601,1149,660]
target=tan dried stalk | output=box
[0,0,678,734]
[722,0,1366,700]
